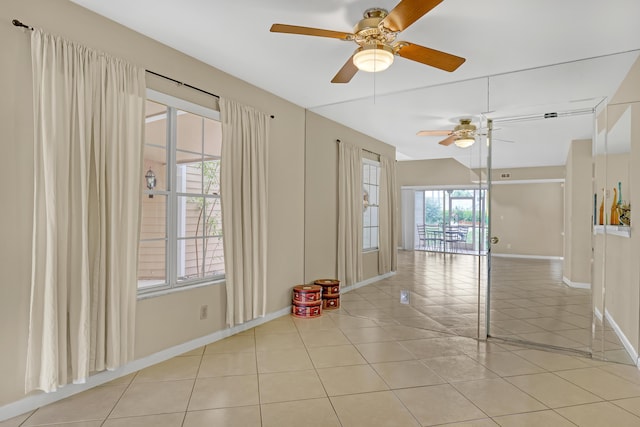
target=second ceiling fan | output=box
[418,118,478,148]
[270,0,466,83]
[418,118,514,148]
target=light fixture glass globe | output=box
[353,45,394,72]
[454,137,475,148]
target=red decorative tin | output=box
[314,279,340,296]
[322,294,340,310]
[292,299,322,318]
[292,284,323,303]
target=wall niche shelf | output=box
[593,225,631,238]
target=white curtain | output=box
[337,141,363,286]
[220,98,269,327]
[27,30,145,393]
[378,156,398,274]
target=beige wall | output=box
[492,166,565,257]
[491,166,565,181]
[593,55,640,358]
[304,111,395,283]
[397,158,477,187]
[563,140,593,285]
[0,0,394,409]
[490,180,564,257]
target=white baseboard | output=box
[492,253,563,261]
[594,306,603,322]
[0,306,291,422]
[592,307,638,368]
[604,308,640,366]
[341,271,396,294]
[563,276,591,289]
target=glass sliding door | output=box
[414,188,487,254]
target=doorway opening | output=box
[414,188,487,255]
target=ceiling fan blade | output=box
[270,24,354,40]
[382,0,443,32]
[331,55,359,83]
[397,42,465,72]
[417,130,451,136]
[439,135,456,146]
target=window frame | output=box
[362,158,380,252]
[138,89,224,297]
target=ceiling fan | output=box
[418,118,479,148]
[270,0,465,83]
[418,118,514,148]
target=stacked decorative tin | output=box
[291,284,323,318]
[314,279,341,310]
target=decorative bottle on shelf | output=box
[611,187,619,225]
[599,189,604,225]
[618,181,622,205]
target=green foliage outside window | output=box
[189,159,223,276]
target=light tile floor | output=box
[4,251,640,426]
[488,256,632,364]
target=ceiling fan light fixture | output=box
[454,137,475,148]
[353,45,394,72]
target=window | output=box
[363,159,380,251]
[138,90,224,293]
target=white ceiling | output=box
[72,0,640,168]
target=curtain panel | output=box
[27,29,145,393]
[220,98,270,327]
[378,156,398,274]
[337,141,363,286]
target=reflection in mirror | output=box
[484,106,595,358]
[306,50,640,368]
[594,102,636,364]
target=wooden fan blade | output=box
[397,42,465,72]
[331,55,359,83]
[382,0,443,32]
[439,135,456,146]
[417,130,452,136]
[270,24,354,40]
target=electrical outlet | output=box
[400,290,410,305]
[200,305,208,320]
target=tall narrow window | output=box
[363,159,380,251]
[138,91,224,294]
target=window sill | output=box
[137,278,226,300]
[363,248,379,253]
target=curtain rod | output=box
[336,139,379,157]
[12,19,275,119]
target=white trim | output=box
[341,271,396,294]
[401,184,485,191]
[0,306,291,422]
[594,306,603,322]
[147,89,220,120]
[563,276,591,289]
[604,308,639,365]
[491,179,564,185]
[492,253,563,261]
